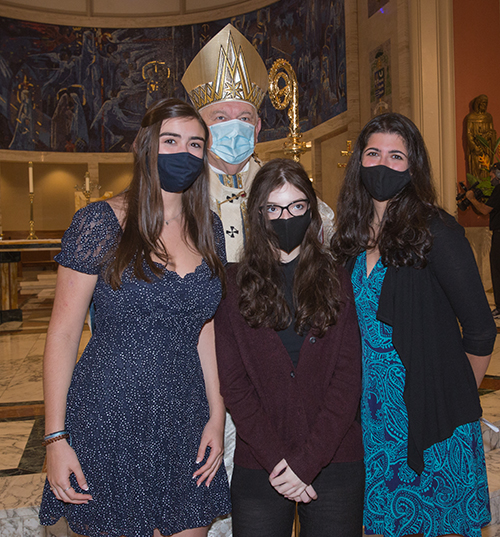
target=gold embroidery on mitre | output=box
[181,24,268,111]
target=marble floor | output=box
[0,269,90,536]
[2,268,500,536]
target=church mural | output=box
[0,0,346,153]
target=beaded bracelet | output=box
[44,430,67,441]
[42,430,70,447]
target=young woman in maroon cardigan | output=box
[214,158,364,537]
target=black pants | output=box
[491,230,500,308]
[230,460,365,537]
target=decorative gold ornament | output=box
[269,59,309,162]
[181,24,268,111]
[337,140,353,168]
[142,61,170,94]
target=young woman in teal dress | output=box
[331,112,497,537]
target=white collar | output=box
[210,161,250,175]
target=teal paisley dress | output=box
[352,252,490,537]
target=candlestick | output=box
[84,190,91,206]
[27,193,38,240]
[75,174,99,207]
[28,161,34,194]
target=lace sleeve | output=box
[55,201,121,275]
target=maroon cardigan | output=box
[214,264,363,486]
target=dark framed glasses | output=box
[260,199,310,220]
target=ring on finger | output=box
[63,486,72,492]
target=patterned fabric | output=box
[208,157,261,263]
[218,172,244,189]
[352,252,490,537]
[39,201,231,537]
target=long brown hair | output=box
[237,158,342,337]
[106,98,225,289]
[331,113,439,268]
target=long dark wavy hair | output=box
[237,158,342,337]
[331,113,439,268]
[106,98,225,289]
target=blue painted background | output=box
[0,0,345,152]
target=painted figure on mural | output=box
[466,94,497,179]
[51,87,89,152]
[9,76,35,150]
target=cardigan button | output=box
[290,371,295,378]
[309,336,316,344]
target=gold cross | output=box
[337,140,353,168]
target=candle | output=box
[85,173,90,192]
[28,162,34,194]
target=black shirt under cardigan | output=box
[276,256,306,368]
[346,210,496,474]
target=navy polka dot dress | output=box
[39,201,231,537]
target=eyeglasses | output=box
[260,199,310,220]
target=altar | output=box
[0,240,61,324]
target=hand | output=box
[192,416,224,487]
[269,459,317,502]
[465,190,475,200]
[46,440,93,504]
[286,484,318,503]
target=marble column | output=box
[409,0,457,214]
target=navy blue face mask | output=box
[157,152,204,193]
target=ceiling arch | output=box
[0,0,277,27]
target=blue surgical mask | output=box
[157,152,204,193]
[209,119,255,165]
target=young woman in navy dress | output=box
[332,112,496,537]
[39,98,231,537]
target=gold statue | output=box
[466,94,497,179]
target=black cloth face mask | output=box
[269,210,312,254]
[157,152,204,193]
[360,164,411,201]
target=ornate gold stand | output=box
[84,190,91,206]
[27,193,38,240]
[76,172,96,206]
[269,59,309,162]
[337,140,354,168]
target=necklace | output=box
[165,212,182,225]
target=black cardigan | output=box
[347,211,496,474]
